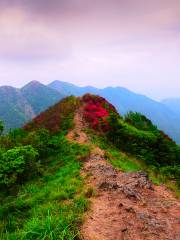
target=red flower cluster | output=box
[84,103,109,128]
[82,94,116,131]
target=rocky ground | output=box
[67,109,180,240]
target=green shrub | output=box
[0,145,38,185]
[0,134,90,239]
[160,165,180,183]
[124,111,157,131]
[107,113,180,170]
[23,128,50,158]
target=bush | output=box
[82,94,118,131]
[107,113,180,168]
[0,145,38,185]
[23,129,50,158]
[124,111,157,131]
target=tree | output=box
[0,121,4,135]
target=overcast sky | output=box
[0,0,179,100]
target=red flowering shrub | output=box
[82,94,118,132]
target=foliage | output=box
[159,165,180,184]
[0,145,38,185]
[83,96,179,185]
[24,96,80,133]
[124,111,157,131]
[22,128,51,158]
[0,121,4,136]
[82,94,118,131]
[0,93,179,239]
[86,127,180,194]
[0,81,64,133]
[0,134,90,239]
[0,96,81,189]
[104,111,180,184]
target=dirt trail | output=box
[67,108,89,144]
[67,110,180,240]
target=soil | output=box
[67,110,180,240]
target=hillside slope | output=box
[162,98,180,117]
[49,80,180,144]
[0,94,179,239]
[0,86,35,130]
[67,104,180,240]
[0,81,64,132]
[0,80,179,143]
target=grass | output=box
[85,128,180,196]
[0,134,90,239]
[0,125,179,239]
[86,128,141,172]
[105,150,141,172]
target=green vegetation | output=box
[106,111,180,184]
[86,128,180,195]
[24,96,80,133]
[0,97,90,239]
[107,150,141,172]
[0,81,64,133]
[0,132,90,239]
[0,94,180,239]
[0,121,4,135]
[124,111,157,131]
[82,96,180,189]
[0,145,38,185]
[87,129,141,172]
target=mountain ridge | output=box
[162,98,180,118]
[49,80,180,144]
[0,80,180,143]
[0,94,179,239]
[0,81,64,132]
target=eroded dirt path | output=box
[67,110,180,240]
[67,108,89,144]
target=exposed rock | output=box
[67,110,180,240]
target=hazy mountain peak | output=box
[162,98,180,117]
[21,80,44,90]
[0,85,19,91]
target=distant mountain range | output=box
[0,80,180,144]
[49,81,180,144]
[0,81,64,131]
[161,98,180,118]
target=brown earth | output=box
[67,110,180,240]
